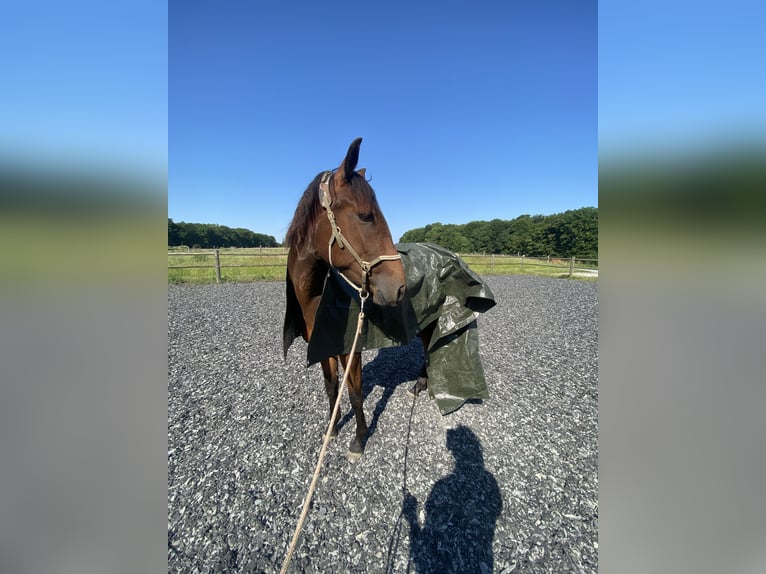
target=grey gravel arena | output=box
[168,275,598,573]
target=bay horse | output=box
[285,138,407,461]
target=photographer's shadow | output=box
[403,426,502,574]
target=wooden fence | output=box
[168,248,287,282]
[168,248,597,283]
[459,253,599,278]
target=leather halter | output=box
[318,171,401,298]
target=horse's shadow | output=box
[337,339,425,442]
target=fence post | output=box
[521,255,524,272]
[214,249,222,283]
[569,256,575,278]
[491,254,495,272]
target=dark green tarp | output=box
[283,242,496,414]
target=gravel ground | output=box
[168,275,598,573]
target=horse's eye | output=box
[357,211,374,223]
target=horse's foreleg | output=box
[340,352,367,461]
[408,323,435,398]
[321,357,340,439]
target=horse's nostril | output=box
[397,283,406,303]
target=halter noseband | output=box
[318,171,401,299]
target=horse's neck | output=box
[307,259,330,294]
[290,251,329,299]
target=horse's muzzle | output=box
[371,270,406,307]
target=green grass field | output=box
[168,248,597,283]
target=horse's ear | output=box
[338,137,362,184]
[357,168,366,179]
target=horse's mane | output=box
[285,171,380,251]
[285,172,324,250]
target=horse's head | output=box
[315,138,406,307]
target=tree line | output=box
[168,206,597,257]
[399,207,597,259]
[168,219,278,248]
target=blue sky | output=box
[169,0,598,243]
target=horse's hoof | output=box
[407,377,428,398]
[346,450,363,463]
[347,440,364,462]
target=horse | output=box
[284,138,408,461]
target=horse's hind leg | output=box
[321,357,340,439]
[340,352,368,462]
[407,364,429,398]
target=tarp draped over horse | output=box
[284,242,496,415]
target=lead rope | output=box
[279,292,369,574]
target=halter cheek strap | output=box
[318,171,401,298]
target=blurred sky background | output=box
[2,2,168,180]
[599,1,765,161]
[168,0,598,244]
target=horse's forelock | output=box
[344,172,379,211]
